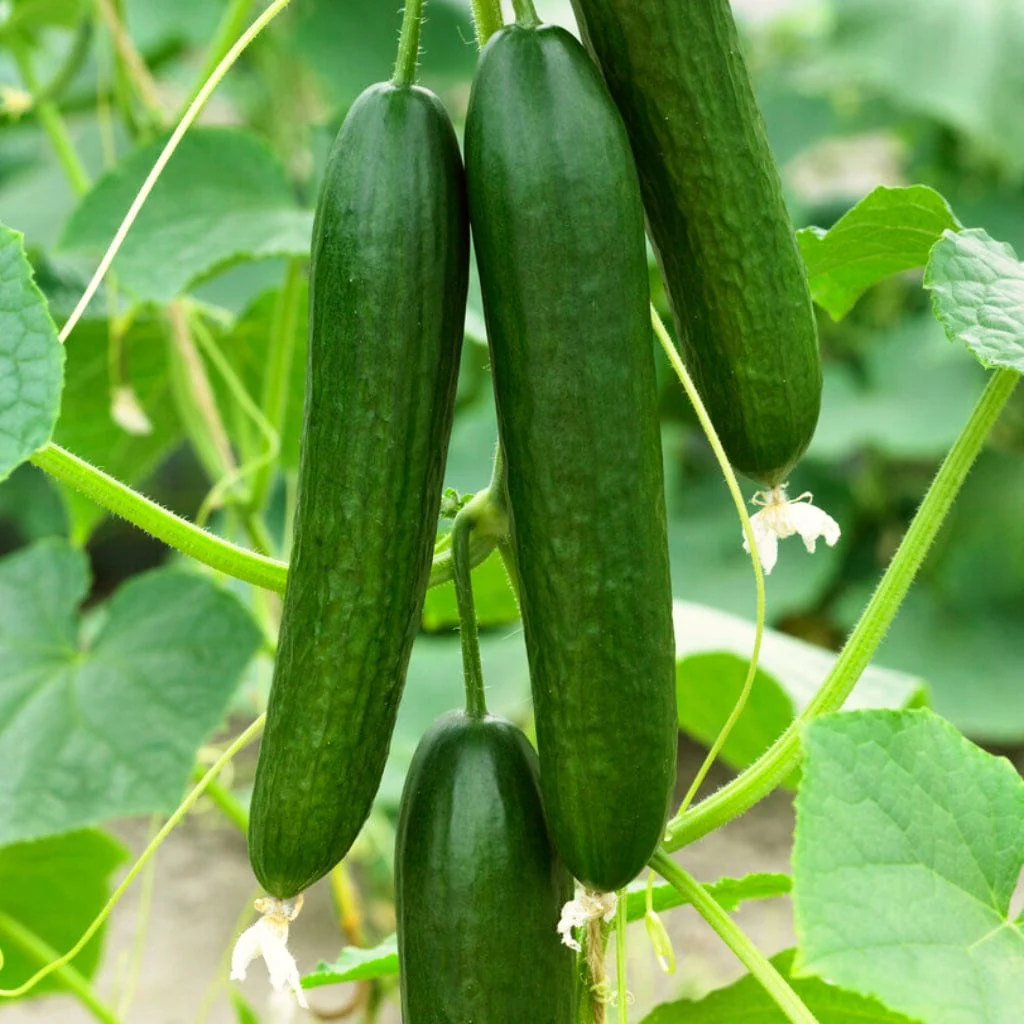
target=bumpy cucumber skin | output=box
[396,711,576,1023]
[571,0,821,487]
[248,83,469,899]
[465,24,677,893]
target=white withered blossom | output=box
[557,889,618,951]
[230,894,308,1009]
[742,486,840,575]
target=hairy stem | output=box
[31,443,289,592]
[649,851,818,1024]
[453,504,488,717]
[469,0,503,45]
[393,0,425,87]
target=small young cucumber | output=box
[465,21,677,893]
[396,711,577,1022]
[248,82,469,899]
[571,0,822,486]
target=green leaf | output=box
[60,129,313,304]
[0,0,83,38]
[0,463,68,544]
[798,185,960,320]
[624,872,791,923]
[422,549,519,632]
[811,315,986,461]
[0,539,262,845]
[673,600,926,777]
[303,934,398,990]
[807,0,1024,174]
[0,829,127,995]
[0,225,64,482]
[793,709,1024,1024]
[53,316,181,539]
[924,228,1024,373]
[640,949,915,1023]
[230,991,260,1024]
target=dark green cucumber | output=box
[396,711,576,1022]
[248,82,469,899]
[571,0,821,487]
[465,22,677,893]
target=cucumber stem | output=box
[453,506,488,717]
[615,895,628,1023]
[649,850,819,1024]
[664,366,1021,850]
[511,0,541,28]
[469,0,503,45]
[393,0,425,87]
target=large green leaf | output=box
[54,316,181,539]
[0,829,127,996]
[640,949,915,1023]
[60,129,313,304]
[673,601,926,777]
[925,228,1024,373]
[0,225,64,482]
[793,710,1024,1024]
[808,0,1024,173]
[0,539,262,845]
[798,185,960,320]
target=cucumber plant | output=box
[0,1,1021,1023]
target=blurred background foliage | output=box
[2,0,1023,776]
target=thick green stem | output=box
[665,367,1020,850]
[649,851,818,1024]
[249,258,304,514]
[453,504,487,717]
[469,0,503,45]
[0,913,121,1024]
[31,442,289,593]
[393,0,425,87]
[511,0,541,27]
[12,42,91,195]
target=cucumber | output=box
[248,82,469,899]
[465,21,677,893]
[570,0,821,486]
[395,711,576,1022]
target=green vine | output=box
[649,850,818,1024]
[468,0,503,45]
[664,367,1021,849]
[393,0,425,87]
